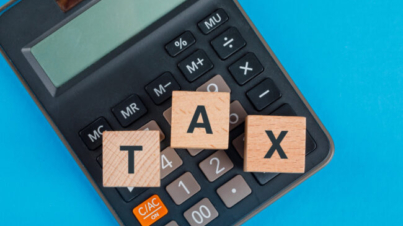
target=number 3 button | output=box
[199,150,234,182]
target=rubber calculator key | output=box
[199,150,234,182]
[217,175,252,208]
[229,53,264,85]
[139,120,165,141]
[232,133,245,159]
[145,72,180,105]
[112,94,147,127]
[253,173,279,185]
[165,221,179,226]
[211,27,246,60]
[246,78,281,111]
[133,195,168,226]
[160,147,183,179]
[163,107,172,125]
[198,9,229,34]
[187,149,204,156]
[165,31,196,57]
[184,198,219,226]
[79,117,112,150]
[229,101,247,131]
[166,172,201,205]
[117,187,147,203]
[196,74,231,93]
[178,50,214,82]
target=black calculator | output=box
[0,0,334,225]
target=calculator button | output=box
[246,78,281,111]
[217,175,252,208]
[145,72,180,105]
[79,117,112,150]
[166,172,201,205]
[163,107,172,125]
[139,120,165,141]
[187,149,204,156]
[165,31,196,57]
[165,221,179,226]
[183,198,219,226]
[161,147,183,179]
[271,104,317,154]
[133,194,168,226]
[112,94,147,127]
[229,53,264,85]
[211,27,246,60]
[196,74,231,93]
[117,187,147,203]
[199,150,234,182]
[253,172,279,185]
[232,134,245,159]
[198,9,229,34]
[178,50,214,82]
[96,155,102,167]
[229,101,247,131]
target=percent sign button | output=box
[166,31,196,57]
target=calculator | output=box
[0,0,334,225]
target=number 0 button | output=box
[199,150,234,182]
[166,172,201,205]
[184,198,219,226]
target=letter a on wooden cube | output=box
[244,116,306,173]
[171,91,230,150]
[103,131,160,187]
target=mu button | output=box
[102,131,160,187]
[244,116,306,173]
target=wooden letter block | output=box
[171,91,230,150]
[103,131,160,187]
[244,116,306,173]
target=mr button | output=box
[244,116,306,173]
[171,91,230,150]
[103,131,160,187]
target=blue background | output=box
[1,0,402,225]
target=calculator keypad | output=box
[166,172,201,205]
[183,198,219,226]
[112,94,147,127]
[199,150,234,182]
[211,27,246,60]
[178,50,214,82]
[229,53,264,85]
[160,147,183,180]
[217,175,252,208]
[145,72,180,105]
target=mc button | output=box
[112,94,147,127]
[79,117,112,150]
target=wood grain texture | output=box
[244,116,306,173]
[171,91,230,150]
[103,131,160,187]
[56,0,84,12]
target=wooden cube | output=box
[171,91,230,150]
[244,116,306,173]
[103,131,160,187]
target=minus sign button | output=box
[259,90,270,98]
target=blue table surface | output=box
[1,0,403,225]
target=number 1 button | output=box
[166,172,201,205]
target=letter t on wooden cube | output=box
[171,91,230,150]
[244,116,306,173]
[103,131,160,187]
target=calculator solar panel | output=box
[0,0,334,225]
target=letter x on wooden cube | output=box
[103,131,160,187]
[170,91,230,150]
[244,115,306,173]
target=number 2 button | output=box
[199,150,234,182]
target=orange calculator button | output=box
[133,195,168,226]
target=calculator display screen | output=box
[31,0,186,88]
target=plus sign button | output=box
[229,53,264,85]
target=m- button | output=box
[79,117,112,150]
[112,94,147,127]
[145,72,180,105]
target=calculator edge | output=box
[233,0,335,224]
